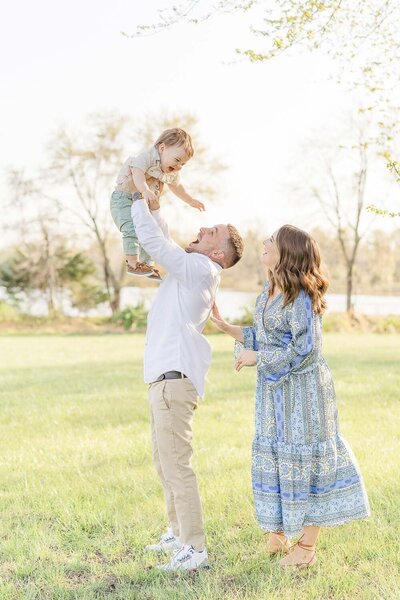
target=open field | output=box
[0,333,399,599]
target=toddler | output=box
[110,128,205,281]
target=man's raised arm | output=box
[131,198,208,287]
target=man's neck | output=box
[185,247,223,268]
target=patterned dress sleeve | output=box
[234,326,258,363]
[257,290,314,379]
[242,326,258,350]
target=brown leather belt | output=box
[153,371,187,382]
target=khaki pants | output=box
[148,378,205,551]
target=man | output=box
[131,193,244,571]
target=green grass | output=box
[0,333,399,599]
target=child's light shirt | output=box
[116,146,181,191]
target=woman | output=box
[212,225,369,568]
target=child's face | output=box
[158,143,190,174]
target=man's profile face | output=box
[186,225,228,263]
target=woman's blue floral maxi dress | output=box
[236,283,370,538]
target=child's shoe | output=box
[126,261,154,277]
[148,267,162,282]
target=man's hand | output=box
[147,195,161,211]
[189,198,205,212]
[143,188,158,203]
[235,349,257,372]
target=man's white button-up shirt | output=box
[131,200,222,396]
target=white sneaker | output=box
[156,544,210,571]
[145,528,182,553]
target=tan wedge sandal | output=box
[266,532,291,556]
[279,535,317,569]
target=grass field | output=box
[0,333,399,599]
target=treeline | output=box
[0,226,398,319]
[221,226,400,295]
[1,111,399,317]
[0,112,226,316]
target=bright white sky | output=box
[0,0,398,246]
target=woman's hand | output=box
[210,303,231,333]
[210,303,245,342]
[235,349,257,372]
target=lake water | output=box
[1,286,399,319]
[121,288,400,319]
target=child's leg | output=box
[120,218,140,265]
[126,254,138,268]
[110,192,140,267]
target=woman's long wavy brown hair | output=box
[269,225,329,314]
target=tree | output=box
[5,111,226,314]
[221,227,265,291]
[46,111,226,312]
[1,167,108,315]
[368,157,400,217]
[129,1,400,214]
[0,232,102,316]
[136,111,227,202]
[128,1,400,80]
[295,122,377,313]
[45,112,127,313]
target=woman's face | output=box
[262,230,280,271]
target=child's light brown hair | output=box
[155,128,194,159]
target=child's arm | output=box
[168,182,205,212]
[131,167,158,203]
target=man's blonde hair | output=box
[155,128,194,159]
[224,224,244,268]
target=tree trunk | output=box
[47,288,56,317]
[110,285,121,314]
[43,225,57,318]
[346,264,353,315]
[93,227,122,315]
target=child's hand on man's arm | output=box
[143,188,158,203]
[131,167,158,203]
